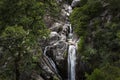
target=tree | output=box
[70,0,120,79]
[0,0,52,80]
[86,65,120,80]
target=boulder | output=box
[71,0,80,7]
[49,31,61,45]
[50,22,63,32]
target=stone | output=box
[50,22,63,32]
[71,0,80,7]
[49,32,61,45]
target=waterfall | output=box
[68,24,76,80]
[67,4,77,78]
[42,0,78,80]
[68,45,76,80]
[44,47,57,72]
[68,24,73,40]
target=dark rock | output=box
[71,0,80,8]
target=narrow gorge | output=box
[0,0,120,80]
[40,0,84,80]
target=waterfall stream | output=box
[42,0,79,80]
[43,46,58,73]
[67,3,77,80]
[68,23,76,80]
[68,45,76,80]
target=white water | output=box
[68,23,76,80]
[62,2,77,80]
[43,1,78,80]
[43,46,58,75]
[68,45,76,80]
[68,24,73,40]
[69,24,72,33]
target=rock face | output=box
[40,2,71,79]
[71,0,80,7]
[40,0,86,80]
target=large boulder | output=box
[50,22,63,33]
[71,0,80,7]
[49,31,61,45]
[48,41,68,80]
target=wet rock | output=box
[61,9,69,18]
[71,0,80,7]
[60,34,67,41]
[50,41,68,79]
[40,1,80,80]
[50,41,68,61]
[63,4,72,13]
[31,73,45,80]
[49,32,61,45]
[35,76,44,80]
[62,4,72,17]
[39,56,55,80]
[50,22,63,33]
[50,32,60,38]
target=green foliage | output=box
[71,0,120,79]
[86,69,105,80]
[0,0,45,30]
[70,0,103,36]
[2,26,27,38]
[38,29,50,39]
[102,65,120,80]
[105,0,120,12]
[78,36,85,52]
[45,0,60,18]
[0,25,42,80]
[70,8,89,36]
[0,0,58,80]
[80,0,88,7]
[86,65,120,80]
[53,75,59,80]
[63,51,67,58]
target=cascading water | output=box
[42,0,79,80]
[43,46,57,72]
[43,46,62,79]
[65,3,77,80]
[68,23,76,80]
[68,45,76,80]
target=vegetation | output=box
[70,0,120,79]
[0,0,59,80]
[86,65,120,80]
[0,0,120,80]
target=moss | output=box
[63,51,67,58]
[53,75,59,80]
[78,36,85,53]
